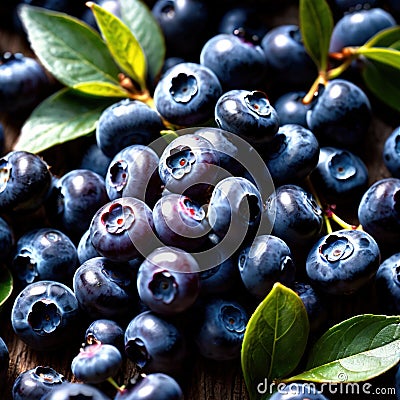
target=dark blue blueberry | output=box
[332,0,380,14]
[306,79,372,149]
[0,52,50,112]
[137,246,200,315]
[152,0,212,61]
[238,234,296,299]
[42,382,111,400]
[358,178,400,254]
[85,319,125,354]
[115,373,183,400]
[268,382,330,399]
[273,91,312,127]
[0,122,5,156]
[261,25,317,95]
[200,31,267,91]
[161,57,186,76]
[105,144,162,208]
[306,229,380,296]
[265,184,324,264]
[215,90,280,146]
[45,169,109,242]
[329,8,396,52]
[0,336,9,383]
[89,197,156,262]
[375,252,400,314]
[261,124,320,186]
[79,143,112,178]
[383,126,400,178]
[0,216,14,262]
[153,194,210,251]
[77,229,101,265]
[11,280,80,350]
[12,366,66,400]
[71,343,122,384]
[193,297,248,361]
[124,311,188,376]
[158,133,220,200]
[310,146,369,206]
[154,62,222,126]
[11,228,79,288]
[73,257,138,320]
[96,99,164,158]
[0,150,52,213]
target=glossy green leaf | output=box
[357,47,400,70]
[18,4,121,88]
[299,0,333,71]
[284,315,400,383]
[0,264,13,312]
[14,88,115,154]
[363,26,400,48]
[89,2,147,90]
[72,81,130,97]
[362,60,400,112]
[120,0,166,81]
[241,283,309,400]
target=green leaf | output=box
[357,47,400,70]
[362,60,400,112]
[120,0,166,81]
[0,264,13,312]
[241,283,309,400]
[18,4,121,88]
[363,26,400,48]
[89,2,147,90]
[72,81,130,97]
[299,0,333,71]
[284,314,400,383]
[14,88,115,154]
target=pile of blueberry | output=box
[1,0,400,399]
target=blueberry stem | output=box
[327,47,358,80]
[107,376,125,392]
[302,73,327,105]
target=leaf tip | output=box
[86,1,95,9]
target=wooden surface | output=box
[1,4,400,400]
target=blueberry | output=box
[273,91,312,127]
[358,177,400,254]
[0,122,5,156]
[71,343,122,384]
[12,366,66,400]
[137,246,200,315]
[77,228,101,265]
[89,197,156,262]
[310,146,369,206]
[0,336,9,383]
[105,144,162,207]
[79,143,113,178]
[306,229,380,296]
[200,31,267,91]
[306,79,372,149]
[261,25,317,95]
[11,227,79,288]
[238,234,296,299]
[0,52,49,112]
[85,319,125,354]
[73,257,138,320]
[11,280,80,350]
[41,382,111,400]
[154,62,222,126]
[124,311,188,376]
[45,169,109,241]
[375,252,400,314]
[115,372,183,400]
[261,124,320,186]
[0,150,52,213]
[269,382,330,399]
[215,90,280,146]
[332,0,380,14]
[153,193,210,251]
[193,297,248,361]
[96,99,164,158]
[383,126,400,178]
[329,8,396,53]
[0,216,14,262]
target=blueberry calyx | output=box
[320,235,354,263]
[180,197,205,221]
[101,203,135,234]
[280,255,294,272]
[125,338,150,369]
[166,146,196,179]
[170,73,198,103]
[395,265,400,287]
[109,160,129,192]
[149,271,178,304]
[28,301,61,334]
[14,250,38,284]
[34,366,65,384]
[244,91,272,117]
[328,151,357,180]
[233,27,260,45]
[0,160,10,193]
[221,305,246,334]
